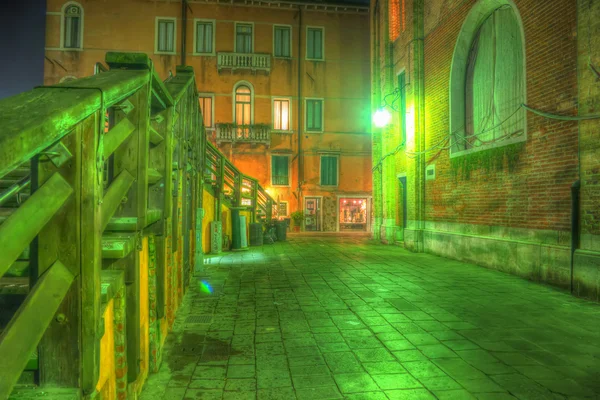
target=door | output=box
[304,197,322,231]
[397,177,407,241]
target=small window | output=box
[306,99,323,132]
[157,18,176,53]
[63,3,82,49]
[236,23,253,53]
[273,98,290,131]
[306,27,324,60]
[271,155,289,186]
[320,155,338,186]
[274,25,291,57]
[199,95,214,128]
[195,20,214,54]
[398,72,406,143]
[278,201,288,217]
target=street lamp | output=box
[373,108,392,128]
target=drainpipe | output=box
[297,6,303,211]
[181,0,188,66]
[570,180,580,294]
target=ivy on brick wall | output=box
[450,142,525,180]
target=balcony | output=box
[215,123,271,145]
[217,52,271,73]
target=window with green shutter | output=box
[306,99,323,132]
[236,23,253,53]
[271,155,289,186]
[320,155,338,186]
[157,19,176,53]
[196,21,214,54]
[307,27,324,60]
[274,26,291,57]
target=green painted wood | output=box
[100,269,125,305]
[149,126,164,146]
[147,168,163,185]
[0,69,148,178]
[105,217,137,231]
[4,261,29,278]
[146,209,162,227]
[0,173,73,279]
[0,260,75,400]
[101,170,135,232]
[104,117,136,158]
[102,234,136,259]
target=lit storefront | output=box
[338,197,370,232]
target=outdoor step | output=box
[0,277,29,295]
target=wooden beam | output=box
[149,126,164,146]
[0,70,149,178]
[0,173,72,278]
[100,269,125,306]
[102,234,136,259]
[147,168,163,185]
[0,260,75,400]
[101,170,135,232]
[105,217,138,231]
[103,117,136,158]
[146,209,162,227]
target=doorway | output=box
[338,197,370,232]
[304,197,322,231]
[397,176,407,241]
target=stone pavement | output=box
[140,236,600,400]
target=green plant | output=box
[291,211,304,224]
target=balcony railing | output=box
[217,52,271,73]
[215,123,271,145]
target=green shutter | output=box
[321,156,337,186]
[307,29,315,59]
[272,155,289,185]
[398,72,406,143]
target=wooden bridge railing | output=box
[0,52,275,398]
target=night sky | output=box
[0,0,46,100]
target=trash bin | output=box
[275,220,287,242]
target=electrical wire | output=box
[522,104,600,121]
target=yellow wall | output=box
[221,204,232,248]
[202,189,216,253]
[96,299,116,400]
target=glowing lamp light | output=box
[373,108,392,128]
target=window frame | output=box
[278,201,289,217]
[193,19,216,56]
[234,21,255,54]
[233,80,254,126]
[319,154,339,187]
[305,26,325,61]
[304,98,324,133]
[60,1,84,50]
[155,16,177,55]
[449,1,527,158]
[272,96,292,132]
[271,154,291,187]
[198,93,215,130]
[273,24,292,58]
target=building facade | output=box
[371,0,600,299]
[44,0,372,233]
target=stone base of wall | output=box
[399,226,600,301]
[574,249,600,301]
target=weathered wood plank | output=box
[102,234,136,259]
[0,70,148,178]
[0,173,73,278]
[147,168,162,185]
[79,111,102,395]
[0,260,75,400]
[101,170,135,232]
[149,126,164,146]
[104,117,136,158]
[100,269,125,306]
[146,209,162,227]
[106,217,138,231]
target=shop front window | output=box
[339,198,368,232]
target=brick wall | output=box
[422,0,579,232]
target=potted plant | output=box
[291,211,304,232]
